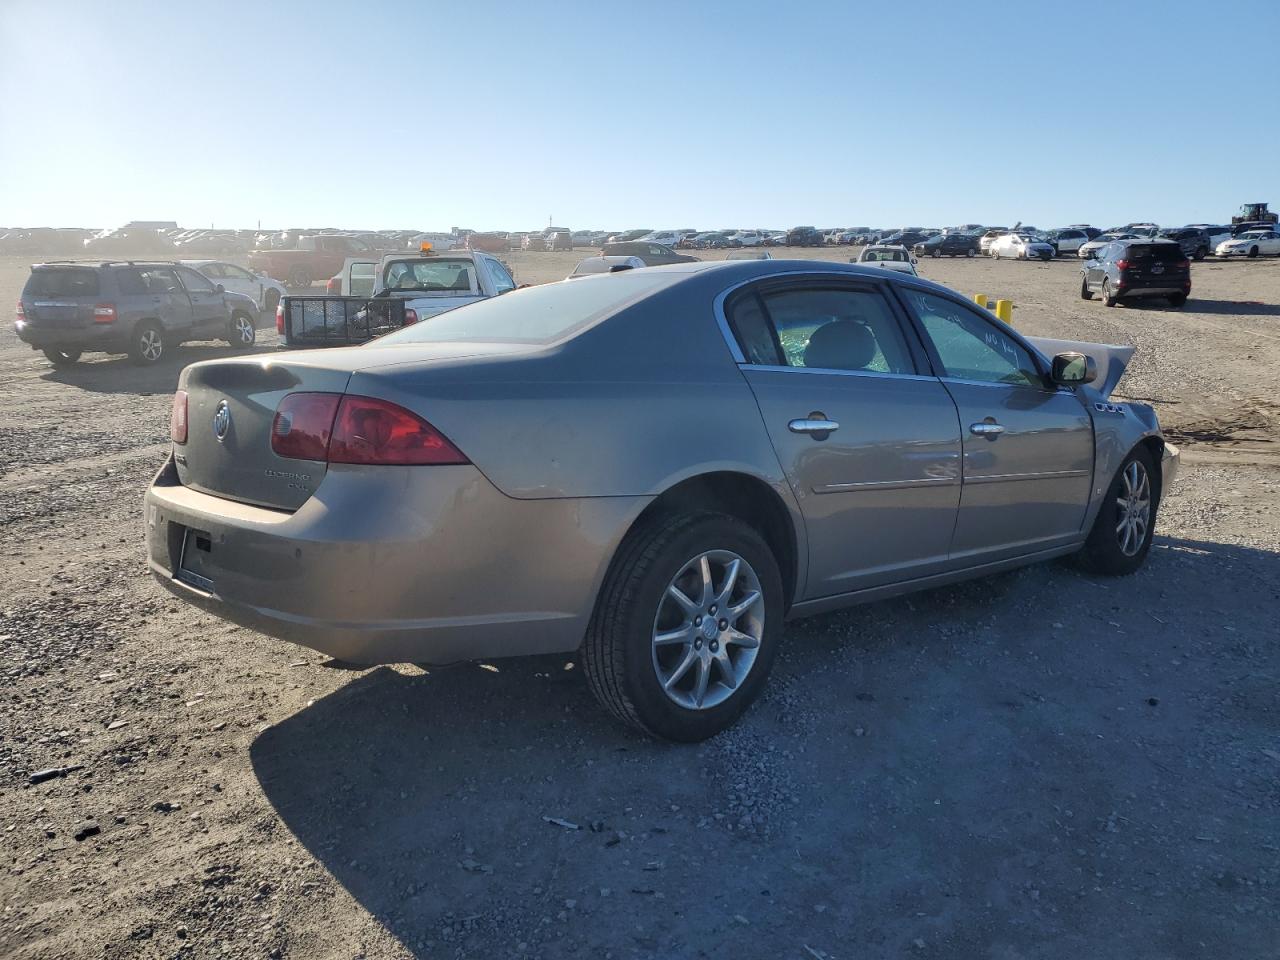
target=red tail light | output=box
[1176,259,1190,270]
[271,392,339,461]
[270,392,468,465]
[326,276,341,295]
[1114,259,1129,271]
[170,390,188,444]
[93,302,117,324]
[275,302,284,335]
[16,300,26,322]
[330,395,467,465]
[404,308,419,326]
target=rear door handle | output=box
[970,421,1005,438]
[788,417,840,436]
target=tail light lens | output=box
[330,395,467,465]
[271,392,340,461]
[1176,259,1190,270]
[275,302,284,335]
[93,303,117,324]
[16,300,26,322]
[170,390,188,444]
[270,392,468,465]
[1114,259,1130,271]
[404,308,419,326]
[325,276,340,294]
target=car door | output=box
[724,277,963,597]
[217,263,261,304]
[174,266,228,331]
[1263,231,1280,255]
[1086,243,1111,286]
[137,266,195,333]
[897,287,1094,563]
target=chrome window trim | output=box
[740,363,937,384]
[940,375,1067,397]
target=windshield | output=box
[374,270,677,345]
[382,259,476,294]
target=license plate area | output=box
[177,527,216,592]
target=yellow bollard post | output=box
[994,299,1013,324]
[974,294,988,308]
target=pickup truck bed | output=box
[279,296,408,348]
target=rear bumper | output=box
[144,457,648,664]
[15,320,125,350]
[1116,285,1188,297]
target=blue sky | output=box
[2,0,1277,232]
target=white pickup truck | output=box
[280,248,519,347]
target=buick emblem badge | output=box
[212,400,232,442]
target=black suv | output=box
[15,261,261,366]
[1080,239,1190,308]
[913,233,979,258]
[785,226,825,247]
[1159,227,1219,261]
[599,242,698,266]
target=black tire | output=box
[932,248,942,258]
[1194,246,1207,261]
[288,266,312,289]
[1075,446,1158,576]
[263,289,280,314]
[1248,246,1259,259]
[1080,277,1094,300]
[227,311,256,349]
[967,247,977,257]
[582,512,783,742]
[1101,279,1118,307]
[1167,293,1187,308]
[130,321,165,365]
[42,347,81,367]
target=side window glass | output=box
[141,268,183,295]
[114,268,147,296]
[486,258,516,294]
[757,286,915,374]
[725,293,781,366]
[196,263,223,278]
[904,290,1042,388]
[176,267,216,294]
[224,265,254,281]
[650,245,665,256]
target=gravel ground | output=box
[0,250,1277,959]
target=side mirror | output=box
[215,283,225,293]
[1051,352,1097,386]
[911,257,918,265]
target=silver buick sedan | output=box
[146,260,1178,741]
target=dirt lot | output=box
[1,249,1277,959]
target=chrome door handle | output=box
[969,421,1005,437]
[788,417,840,435]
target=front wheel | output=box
[582,512,782,741]
[1248,246,1259,259]
[932,248,942,258]
[1075,447,1158,576]
[1194,246,1207,261]
[967,247,976,257]
[42,347,82,367]
[227,312,256,348]
[1080,277,1094,300]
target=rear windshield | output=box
[24,267,100,298]
[382,259,477,295]
[373,271,677,346]
[1126,244,1183,261]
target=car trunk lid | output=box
[176,356,354,511]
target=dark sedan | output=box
[600,241,699,266]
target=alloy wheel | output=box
[235,316,255,343]
[1115,460,1151,557]
[140,329,162,362]
[651,550,764,711]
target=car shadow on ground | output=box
[37,341,278,395]
[1186,298,1280,317]
[250,535,1280,958]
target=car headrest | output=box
[804,320,878,371]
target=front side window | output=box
[902,290,1042,388]
[197,263,226,278]
[730,285,915,375]
[484,257,516,294]
[141,267,184,295]
[175,267,216,294]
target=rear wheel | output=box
[967,247,977,257]
[1194,246,1207,261]
[288,266,312,289]
[582,512,782,741]
[1101,279,1118,307]
[130,321,165,365]
[42,347,82,367]
[1075,447,1157,576]
[228,312,256,348]
[1248,246,1259,259]
[1080,277,1094,300]
[1167,293,1187,307]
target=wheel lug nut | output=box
[710,641,719,652]
[694,615,703,626]
[694,639,702,649]
[709,604,717,615]
[719,619,728,630]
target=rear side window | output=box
[730,285,915,374]
[24,268,100,298]
[114,268,148,295]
